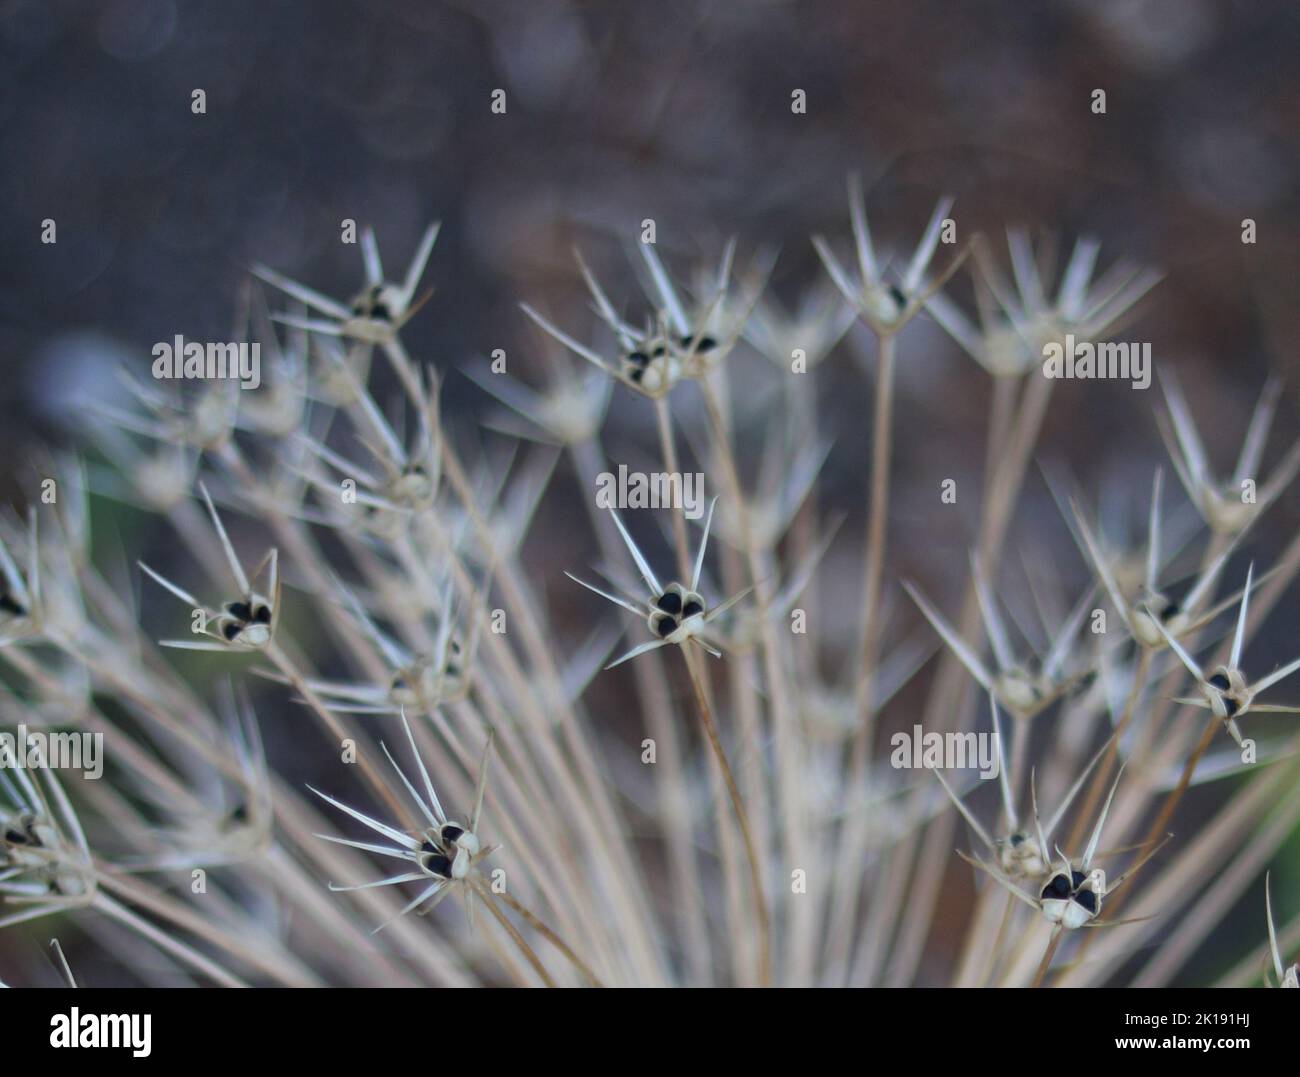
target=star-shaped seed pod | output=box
[117,686,273,871]
[1158,374,1300,537]
[309,716,495,933]
[1070,470,1247,651]
[744,277,858,373]
[959,766,1168,931]
[254,222,440,346]
[566,498,749,669]
[96,368,240,456]
[0,758,95,929]
[465,357,612,447]
[263,574,483,715]
[970,229,1160,361]
[292,370,441,540]
[936,694,1114,882]
[1149,564,1300,748]
[521,241,764,401]
[903,560,1093,722]
[813,178,965,335]
[139,483,281,653]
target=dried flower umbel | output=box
[6,176,1300,991]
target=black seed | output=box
[441,824,464,845]
[679,334,717,353]
[420,840,439,855]
[1073,889,1097,914]
[1208,673,1230,691]
[392,676,408,690]
[424,853,453,878]
[253,605,272,624]
[630,368,644,383]
[352,303,366,316]
[222,621,242,641]
[1161,601,1181,621]
[226,601,252,621]
[228,803,248,824]
[888,284,907,307]
[657,591,682,615]
[652,345,666,358]
[1010,833,1024,847]
[445,662,460,677]
[4,828,29,845]
[451,640,462,654]
[1071,870,1087,889]
[682,600,704,618]
[1224,697,1240,717]
[1041,874,1071,900]
[628,351,650,366]
[0,593,25,616]
[654,616,677,638]
[371,303,392,322]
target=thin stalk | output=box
[265,642,418,831]
[495,889,605,987]
[1063,646,1153,853]
[470,877,558,987]
[1095,714,1219,926]
[683,646,772,986]
[1032,927,1063,988]
[93,892,249,988]
[854,331,896,721]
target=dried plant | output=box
[2,193,1299,993]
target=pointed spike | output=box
[198,482,250,595]
[1232,563,1253,671]
[1083,764,1125,871]
[1030,767,1049,865]
[692,497,718,593]
[471,731,493,834]
[402,221,442,305]
[970,553,1015,672]
[1146,468,1163,592]
[399,710,446,823]
[1149,609,1205,682]
[989,694,1018,830]
[605,637,671,670]
[565,571,647,619]
[606,506,662,596]
[933,768,995,852]
[1250,654,1300,696]
[1267,871,1286,984]
[378,737,440,831]
[903,580,994,691]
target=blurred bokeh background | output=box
[2,0,1300,984]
